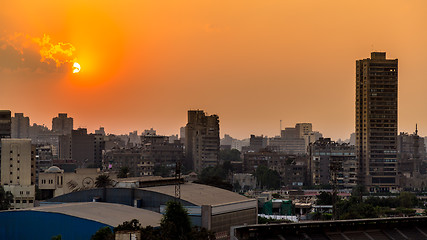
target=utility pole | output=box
[175,158,182,200]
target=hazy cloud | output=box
[0,32,76,72]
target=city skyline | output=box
[1,1,427,140]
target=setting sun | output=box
[72,62,81,73]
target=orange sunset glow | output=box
[1,0,427,139]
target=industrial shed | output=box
[0,202,162,240]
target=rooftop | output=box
[26,202,162,227]
[142,182,250,206]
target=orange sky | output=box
[1,0,427,140]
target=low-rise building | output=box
[38,167,115,198]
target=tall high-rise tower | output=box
[356,52,398,192]
[185,110,220,172]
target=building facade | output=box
[11,113,30,138]
[308,138,357,189]
[1,139,36,209]
[52,113,73,135]
[356,52,398,192]
[185,110,220,172]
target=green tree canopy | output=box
[0,186,13,210]
[91,227,114,240]
[219,149,241,162]
[254,165,281,190]
[161,201,192,240]
[117,166,130,178]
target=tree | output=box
[117,167,130,178]
[161,201,192,240]
[0,186,13,210]
[196,165,233,190]
[398,192,418,208]
[95,174,113,188]
[254,165,281,189]
[51,235,62,240]
[91,227,114,240]
[219,149,241,162]
[114,219,141,232]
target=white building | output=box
[1,139,35,209]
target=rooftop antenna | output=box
[415,123,418,136]
[280,120,282,133]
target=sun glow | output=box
[73,62,81,73]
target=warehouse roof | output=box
[142,182,250,206]
[27,202,162,227]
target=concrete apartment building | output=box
[185,110,220,172]
[1,139,36,209]
[356,52,398,192]
[141,135,185,166]
[241,135,267,153]
[268,127,306,155]
[59,128,104,168]
[0,110,11,139]
[11,113,30,138]
[104,148,154,177]
[52,113,73,135]
[308,138,357,189]
[0,110,11,181]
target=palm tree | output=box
[95,174,113,202]
[95,174,113,188]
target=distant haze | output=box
[1,1,427,140]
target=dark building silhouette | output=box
[356,52,398,192]
[0,110,11,139]
[11,113,30,138]
[0,110,11,181]
[185,110,220,172]
[58,128,104,168]
[398,127,426,176]
[52,113,73,135]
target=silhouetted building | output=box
[94,127,105,136]
[0,110,12,180]
[73,128,104,168]
[104,148,154,177]
[268,137,306,155]
[11,113,29,138]
[308,138,357,189]
[356,52,398,192]
[58,128,104,168]
[0,110,11,139]
[398,128,426,176]
[141,135,185,167]
[52,113,73,135]
[242,135,267,153]
[185,110,220,172]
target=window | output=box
[15,200,20,203]
[22,200,27,203]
